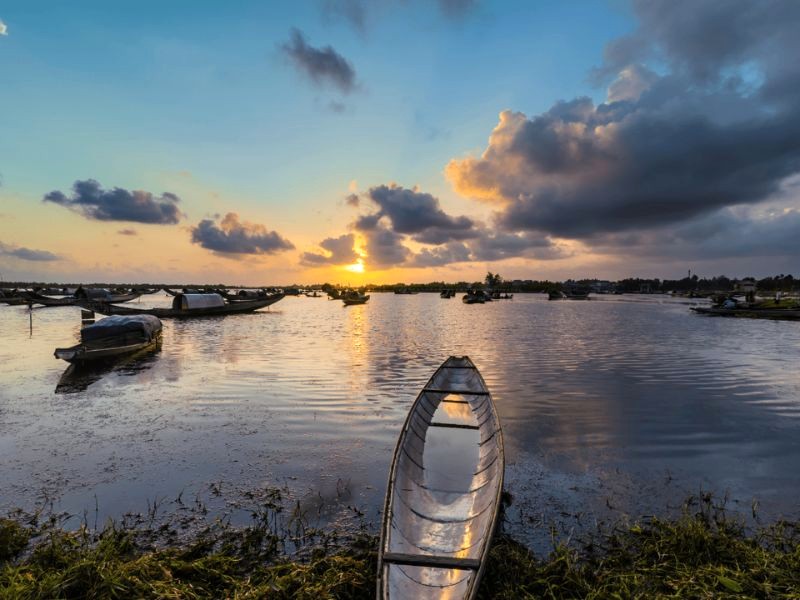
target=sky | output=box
[1,0,799,285]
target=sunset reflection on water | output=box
[1,292,799,547]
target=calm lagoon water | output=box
[2,292,799,547]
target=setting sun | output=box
[344,260,365,273]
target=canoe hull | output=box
[378,356,504,600]
[54,334,161,364]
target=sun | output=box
[344,259,365,273]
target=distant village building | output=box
[589,280,612,294]
[734,277,756,293]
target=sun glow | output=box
[344,259,365,273]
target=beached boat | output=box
[82,292,284,318]
[691,306,800,320]
[377,356,504,600]
[342,291,370,305]
[54,315,162,364]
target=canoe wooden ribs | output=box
[378,356,504,600]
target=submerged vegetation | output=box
[1,495,798,599]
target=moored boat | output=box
[462,290,486,304]
[82,292,284,318]
[377,356,504,600]
[54,315,162,364]
[342,291,370,305]
[25,292,77,307]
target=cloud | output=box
[0,20,7,36]
[446,0,800,246]
[0,242,60,261]
[359,184,479,243]
[300,233,359,266]
[409,241,472,267]
[361,223,411,268]
[43,179,183,224]
[345,193,360,207]
[118,229,138,236]
[322,0,367,33]
[281,28,356,93]
[190,213,294,257]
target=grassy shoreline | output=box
[2,495,799,599]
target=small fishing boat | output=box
[83,292,284,318]
[74,286,141,303]
[462,291,485,304]
[377,356,504,600]
[24,292,77,307]
[440,290,456,298]
[548,290,566,300]
[54,315,162,364]
[342,291,370,305]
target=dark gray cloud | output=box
[345,193,360,207]
[409,242,471,267]
[43,179,183,224]
[362,223,411,268]
[118,229,138,236]
[300,233,358,266]
[281,28,356,93]
[359,184,479,243]
[447,0,800,244]
[594,205,800,261]
[190,213,294,257]
[0,241,60,261]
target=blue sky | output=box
[2,1,798,284]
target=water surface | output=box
[1,292,799,547]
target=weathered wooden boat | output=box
[74,286,141,303]
[548,290,566,300]
[82,292,284,318]
[440,290,454,299]
[691,306,800,320]
[377,356,504,600]
[25,292,77,307]
[342,292,370,305]
[54,315,163,364]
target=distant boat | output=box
[24,292,77,307]
[462,291,485,304]
[54,315,162,364]
[440,290,455,298]
[377,356,504,600]
[395,288,419,295]
[548,290,566,300]
[305,291,322,297]
[82,292,284,318]
[74,287,141,303]
[342,291,370,305]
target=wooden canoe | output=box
[25,292,77,307]
[377,356,504,600]
[81,293,284,318]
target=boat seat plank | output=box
[383,552,480,570]
[429,422,480,430]
[423,388,490,395]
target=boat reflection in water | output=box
[55,343,162,394]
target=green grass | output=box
[1,500,798,599]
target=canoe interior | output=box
[379,356,504,600]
